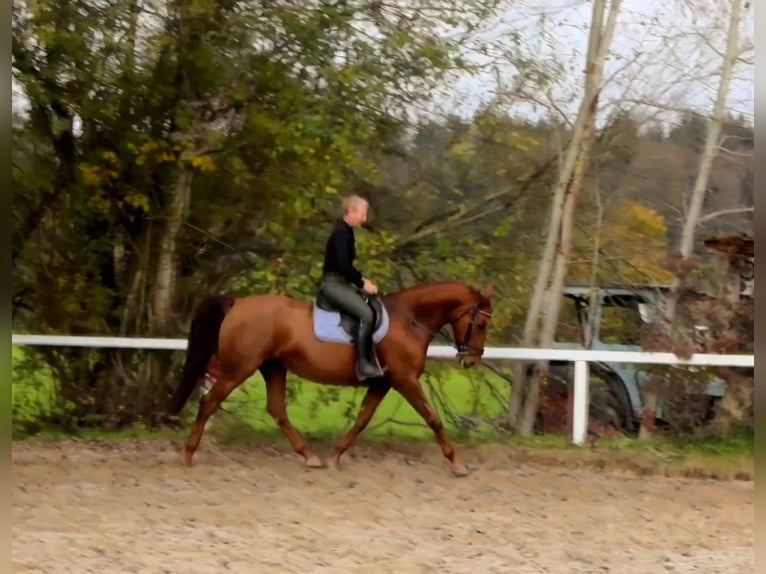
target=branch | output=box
[698,207,753,223]
[619,98,709,116]
[716,146,753,158]
[393,152,558,251]
[717,134,753,157]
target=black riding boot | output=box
[354,320,384,380]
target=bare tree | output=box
[506,0,623,435]
[638,0,749,440]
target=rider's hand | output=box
[363,278,378,295]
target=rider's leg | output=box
[318,279,383,379]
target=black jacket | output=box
[322,219,364,287]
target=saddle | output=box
[315,289,385,341]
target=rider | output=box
[318,195,384,380]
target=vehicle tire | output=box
[586,365,635,433]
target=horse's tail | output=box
[168,294,235,416]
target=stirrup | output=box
[355,349,386,380]
[356,362,384,380]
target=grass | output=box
[478,432,755,481]
[11,347,754,481]
[11,346,511,442]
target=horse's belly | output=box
[278,342,364,386]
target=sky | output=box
[423,0,754,128]
[12,0,754,131]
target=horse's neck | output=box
[391,284,469,333]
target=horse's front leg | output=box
[393,375,470,477]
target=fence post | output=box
[571,360,590,446]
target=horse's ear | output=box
[484,282,495,299]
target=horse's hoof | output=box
[451,463,470,477]
[305,455,325,469]
[183,450,194,467]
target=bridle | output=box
[406,298,493,358]
[450,302,493,357]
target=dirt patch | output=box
[12,440,753,573]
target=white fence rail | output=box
[12,334,754,446]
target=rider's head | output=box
[342,195,369,228]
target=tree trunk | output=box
[137,166,193,419]
[584,177,604,349]
[639,0,745,440]
[506,57,598,429]
[509,0,622,434]
[152,167,193,335]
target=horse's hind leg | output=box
[260,360,324,468]
[331,380,390,467]
[183,374,246,466]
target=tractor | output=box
[537,283,727,435]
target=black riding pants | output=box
[319,277,374,325]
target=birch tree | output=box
[506,0,623,434]
[638,0,750,439]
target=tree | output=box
[638,0,750,439]
[506,0,624,435]
[11,0,509,425]
[569,199,674,285]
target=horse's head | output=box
[450,282,494,368]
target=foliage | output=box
[11,1,753,438]
[570,199,674,285]
[12,0,514,423]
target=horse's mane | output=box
[386,280,474,295]
[382,280,483,306]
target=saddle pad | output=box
[312,305,390,345]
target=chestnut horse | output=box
[168,280,494,476]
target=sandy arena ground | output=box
[12,440,753,574]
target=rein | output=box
[402,304,509,381]
[369,294,491,357]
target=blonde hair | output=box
[342,195,369,215]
